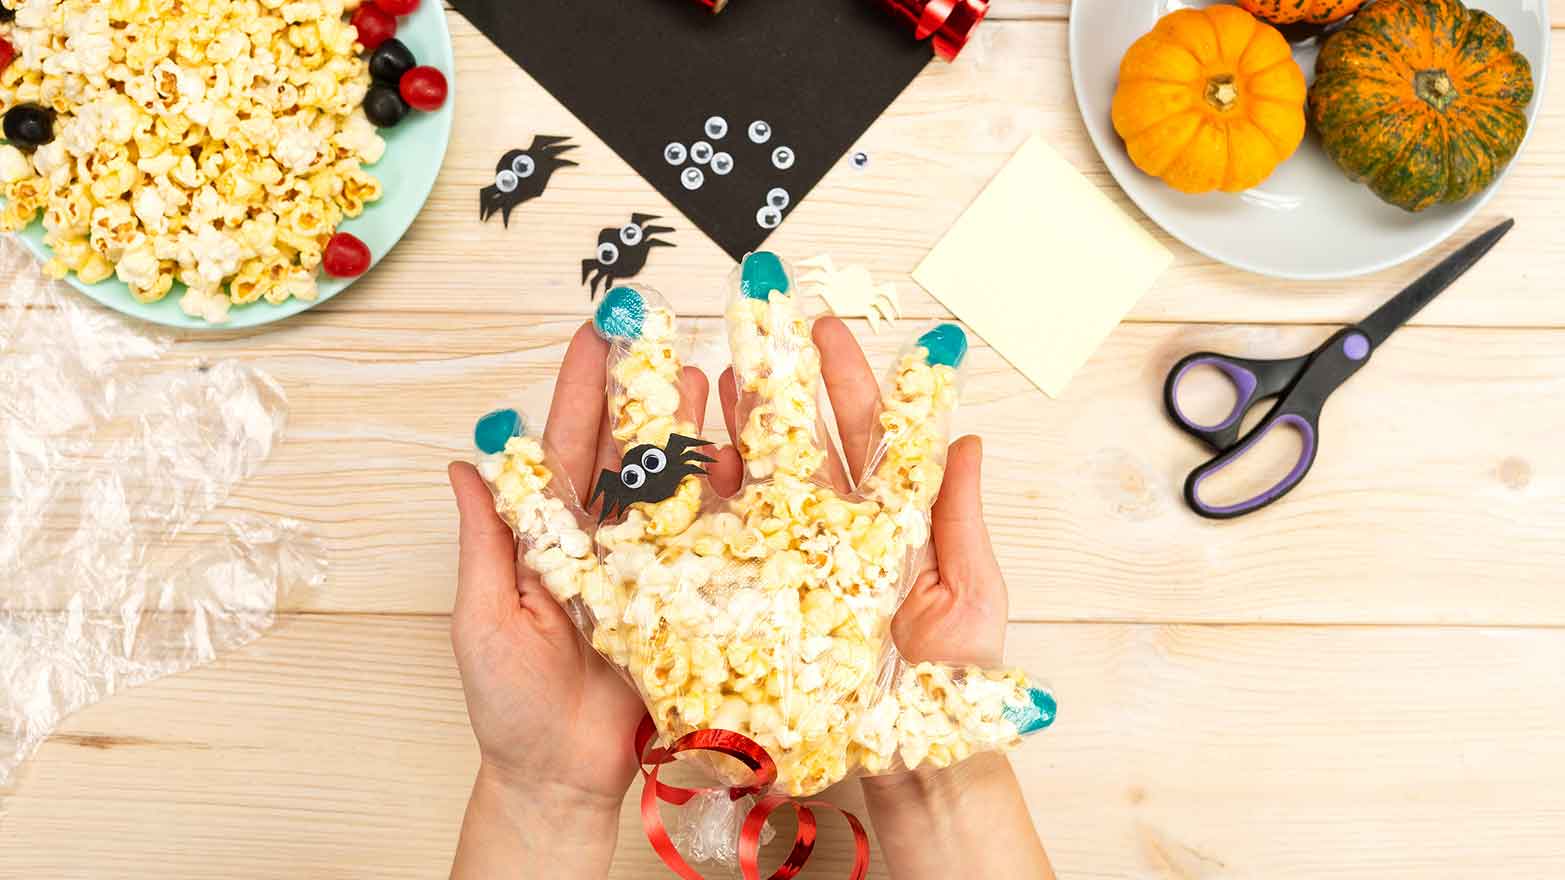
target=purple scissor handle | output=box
[1164,330,1371,519]
[1160,218,1515,521]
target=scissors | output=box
[1164,219,1514,520]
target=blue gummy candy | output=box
[918,323,968,368]
[595,287,646,340]
[1003,687,1057,736]
[474,408,524,455]
[739,251,790,300]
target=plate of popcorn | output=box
[0,0,454,328]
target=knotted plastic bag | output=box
[476,252,1055,799]
[0,235,323,785]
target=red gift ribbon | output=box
[874,0,989,60]
[635,715,871,880]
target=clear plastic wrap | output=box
[476,252,1055,800]
[0,235,324,784]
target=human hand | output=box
[713,316,1008,669]
[448,323,709,878]
[770,326,1051,880]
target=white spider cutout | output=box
[798,255,902,334]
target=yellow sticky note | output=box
[913,135,1172,398]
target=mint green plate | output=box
[13,2,454,329]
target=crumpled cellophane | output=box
[477,252,1055,802]
[0,235,324,785]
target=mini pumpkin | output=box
[1311,0,1534,212]
[1112,6,1307,194]
[1237,0,1366,25]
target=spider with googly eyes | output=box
[582,213,676,299]
[479,135,579,227]
[590,434,715,523]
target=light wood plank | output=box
[996,0,1565,26]
[14,312,1549,622]
[5,615,1565,878]
[315,15,1565,327]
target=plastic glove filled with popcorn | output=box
[477,252,1055,797]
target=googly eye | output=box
[710,152,733,176]
[771,146,794,170]
[766,187,790,210]
[494,169,518,193]
[597,242,620,265]
[747,120,771,144]
[850,151,869,171]
[690,141,713,164]
[620,464,646,490]
[756,205,782,229]
[704,116,728,139]
[681,167,704,191]
[664,142,687,165]
[641,448,667,473]
[512,155,536,178]
[620,224,643,246]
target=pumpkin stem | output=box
[1414,69,1459,112]
[1203,74,1239,112]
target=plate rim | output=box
[11,2,456,330]
[1067,0,1551,281]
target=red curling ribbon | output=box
[635,714,872,880]
[874,0,990,60]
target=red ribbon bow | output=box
[635,715,871,880]
[874,0,990,60]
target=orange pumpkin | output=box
[1112,6,1308,194]
[1237,0,1367,25]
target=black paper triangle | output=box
[450,0,932,261]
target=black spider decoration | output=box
[479,135,578,227]
[582,213,675,299]
[590,434,714,523]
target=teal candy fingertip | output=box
[739,251,790,300]
[1003,687,1057,736]
[474,408,524,455]
[918,323,968,368]
[595,287,646,340]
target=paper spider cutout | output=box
[590,434,715,523]
[799,255,902,333]
[583,213,675,299]
[480,135,578,227]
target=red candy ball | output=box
[323,232,373,278]
[373,0,420,15]
[350,4,397,52]
[399,66,448,112]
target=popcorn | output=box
[0,0,381,321]
[476,268,1054,797]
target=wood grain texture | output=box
[7,616,1565,879]
[9,9,1565,880]
[317,14,1565,327]
[14,311,1556,622]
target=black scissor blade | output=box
[1358,218,1515,346]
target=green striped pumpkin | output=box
[1310,0,1534,212]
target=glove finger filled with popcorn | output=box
[477,252,1055,798]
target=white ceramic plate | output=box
[1069,0,1549,280]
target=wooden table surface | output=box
[7,3,1565,877]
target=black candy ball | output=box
[3,104,55,149]
[363,83,410,128]
[369,39,416,85]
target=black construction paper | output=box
[449,0,932,260]
[591,435,716,523]
[479,135,578,227]
[582,213,677,298]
